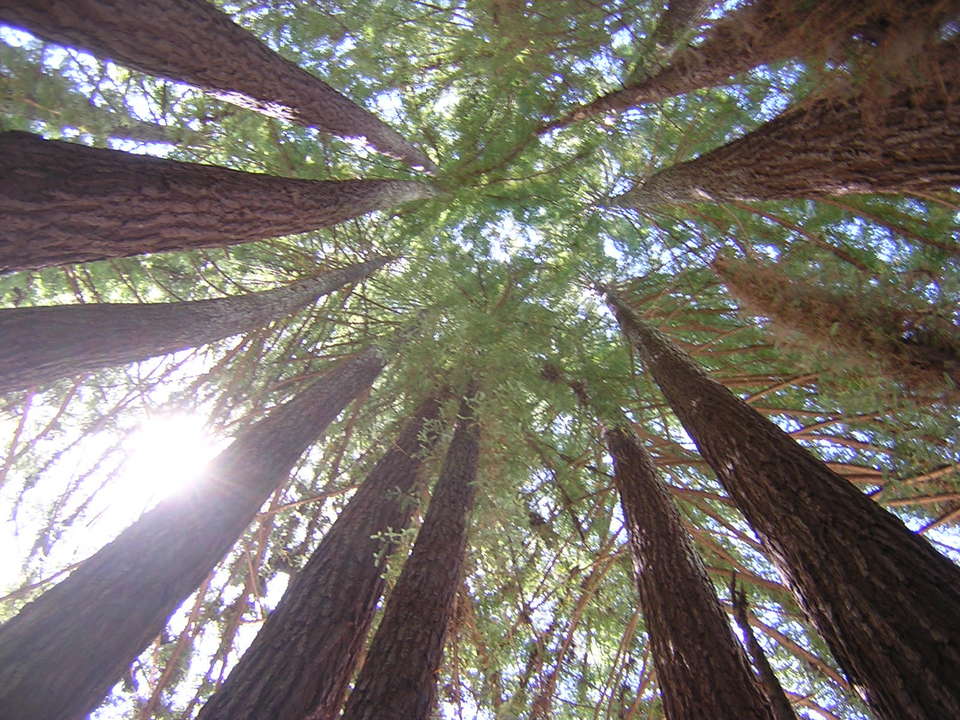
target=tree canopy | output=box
[1,2,958,719]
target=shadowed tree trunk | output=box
[0,257,388,394]
[338,391,480,720]
[607,291,960,720]
[711,254,960,400]
[0,131,435,272]
[605,426,774,720]
[629,0,711,81]
[611,40,960,208]
[0,0,435,170]
[730,575,798,720]
[542,0,954,133]
[196,392,448,720]
[0,346,388,720]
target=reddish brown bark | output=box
[730,576,798,720]
[339,392,480,720]
[606,426,774,720]
[711,255,960,400]
[543,0,953,134]
[613,41,960,207]
[608,292,960,720]
[0,258,387,394]
[0,0,434,169]
[0,348,386,720]
[0,131,434,272]
[195,393,447,720]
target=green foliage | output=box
[1,3,958,719]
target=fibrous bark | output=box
[543,0,955,133]
[0,131,435,272]
[0,347,386,720]
[0,258,387,394]
[196,392,447,720]
[730,576,798,720]
[612,40,960,207]
[607,291,960,720]
[339,391,480,720]
[712,254,960,400]
[0,0,435,170]
[605,426,774,720]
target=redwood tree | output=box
[611,41,960,208]
[711,254,960,400]
[0,0,435,169]
[0,257,387,394]
[0,346,387,720]
[607,291,960,720]
[196,392,447,720]
[338,392,481,720]
[0,131,434,272]
[605,425,775,720]
[541,0,948,133]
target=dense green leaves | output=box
[1,2,958,718]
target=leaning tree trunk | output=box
[0,257,387,394]
[0,131,434,272]
[607,291,960,720]
[711,254,960,401]
[541,0,952,133]
[0,0,434,170]
[612,40,960,208]
[605,426,774,720]
[0,347,387,720]
[338,391,480,720]
[196,392,447,720]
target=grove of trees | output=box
[1,1,958,719]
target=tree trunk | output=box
[607,291,960,720]
[338,392,480,720]
[0,258,387,393]
[0,131,434,272]
[613,41,960,207]
[543,0,953,133]
[711,254,960,401]
[0,0,435,170]
[0,348,386,720]
[730,576,798,720]
[195,392,447,720]
[605,426,774,720]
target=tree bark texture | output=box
[0,0,435,170]
[0,131,434,272]
[0,258,387,394]
[711,254,960,401]
[196,393,447,720]
[605,426,774,720]
[0,348,386,720]
[544,0,955,133]
[607,292,960,720]
[731,577,798,720]
[339,393,480,720]
[613,41,960,208]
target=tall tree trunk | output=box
[730,576,798,720]
[338,392,480,720]
[0,347,386,720]
[0,131,434,272]
[196,392,447,720]
[606,291,960,720]
[605,426,774,720]
[612,41,960,208]
[0,258,387,393]
[630,0,711,81]
[542,0,953,133]
[0,0,435,170]
[711,254,960,400]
